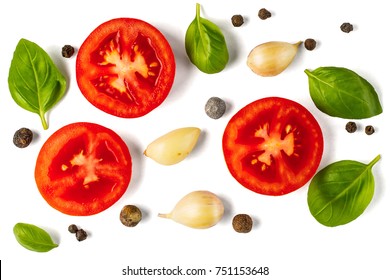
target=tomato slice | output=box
[35,122,132,216]
[223,97,324,196]
[76,18,176,118]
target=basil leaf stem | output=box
[185,3,229,74]
[13,223,58,252]
[8,38,67,130]
[307,155,381,227]
[305,66,382,119]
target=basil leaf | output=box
[8,38,67,130]
[307,155,381,227]
[304,67,382,119]
[185,3,229,74]
[13,223,58,252]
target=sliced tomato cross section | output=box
[35,122,132,216]
[76,18,176,118]
[223,97,324,196]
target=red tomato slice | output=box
[35,122,132,216]
[76,18,176,118]
[223,97,323,196]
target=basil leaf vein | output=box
[307,155,381,227]
[13,223,59,252]
[8,38,67,130]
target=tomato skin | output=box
[76,18,176,118]
[35,122,132,216]
[223,97,324,196]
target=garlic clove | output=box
[247,41,302,77]
[144,127,201,165]
[158,190,224,229]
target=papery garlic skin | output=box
[247,41,302,77]
[144,127,201,165]
[158,190,224,229]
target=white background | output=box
[1,0,388,279]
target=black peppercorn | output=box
[205,97,226,119]
[120,205,142,227]
[365,125,375,135]
[13,128,33,148]
[61,45,75,58]
[68,224,78,234]
[258,8,271,20]
[304,38,317,51]
[232,214,253,233]
[340,22,353,33]
[75,229,88,241]
[231,15,244,27]
[345,121,357,133]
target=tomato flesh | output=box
[223,97,323,196]
[35,122,132,216]
[76,18,175,118]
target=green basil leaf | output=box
[307,155,381,227]
[13,223,58,252]
[8,38,67,130]
[185,3,229,74]
[304,66,382,119]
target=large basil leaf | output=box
[185,3,229,74]
[304,67,382,119]
[13,223,58,252]
[8,38,67,130]
[307,155,381,227]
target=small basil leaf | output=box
[304,67,383,119]
[185,3,229,74]
[13,223,59,252]
[8,38,67,130]
[308,155,381,227]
